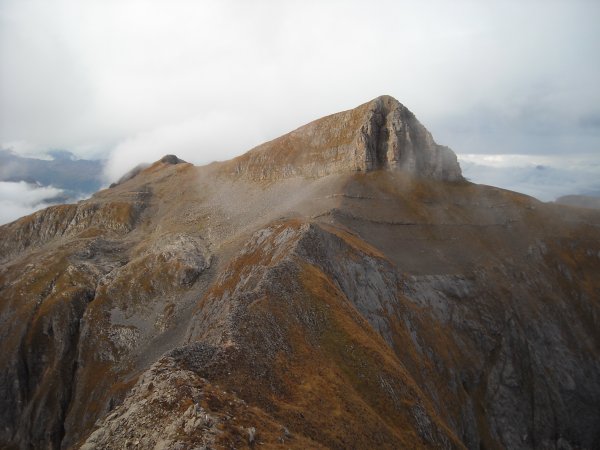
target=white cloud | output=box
[1,141,52,159]
[0,181,64,225]
[103,111,263,182]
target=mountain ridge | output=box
[1,96,599,449]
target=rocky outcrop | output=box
[80,355,321,450]
[356,96,461,180]
[226,95,463,182]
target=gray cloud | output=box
[1,0,599,184]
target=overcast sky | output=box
[1,0,600,198]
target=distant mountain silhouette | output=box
[0,149,103,194]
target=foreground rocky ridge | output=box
[1,96,599,449]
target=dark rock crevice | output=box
[5,285,96,449]
[58,288,96,450]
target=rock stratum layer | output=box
[1,96,599,450]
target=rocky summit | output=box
[226,95,462,181]
[1,96,599,450]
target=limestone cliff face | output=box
[226,95,463,181]
[1,97,599,450]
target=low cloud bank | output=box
[0,181,65,225]
[103,113,262,183]
[459,154,600,201]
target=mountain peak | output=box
[224,95,462,182]
[159,154,186,165]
